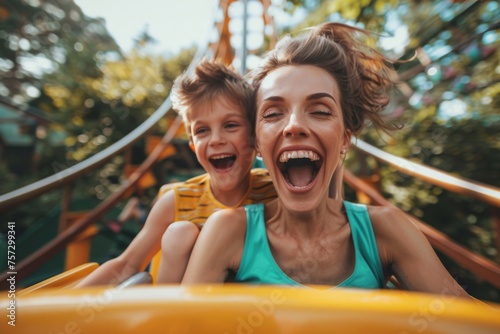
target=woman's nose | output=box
[283,113,308,138]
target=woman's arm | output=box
[182,207,247,284]
[369,205,471,299]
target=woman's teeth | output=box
[279,150,319,163]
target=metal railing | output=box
[352,139,500,208]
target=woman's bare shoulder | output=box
[366,204,431,265]
[201,207,248,247]
[205,207,247,228]
[195,207,248,274]
[367,204,418,235]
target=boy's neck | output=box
[210,175,251,207]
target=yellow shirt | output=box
[150,168,277,280]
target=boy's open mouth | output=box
[278,150,321,188]
[209,154,237,170]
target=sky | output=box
[74,0,219,56]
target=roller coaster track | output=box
[0,0,499,292]
[347,140,500,288]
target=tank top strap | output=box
[235,203,272,283]
[343,201,385,287]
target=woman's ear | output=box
[342,130,352,154]
[189,141,195,153]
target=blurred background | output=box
[0,0,498,301]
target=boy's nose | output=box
[209,130,227,146]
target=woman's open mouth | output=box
[278,150,321,188]
[209,154,236,170]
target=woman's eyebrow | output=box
[261,95,284,103]
[307,92,338,105]
[261,93,337,105]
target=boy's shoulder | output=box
[248,168,276,203]
[157,173,210,198]
[183,172,211,185]
[157,168,273,200]
[249,168,273,186]
[250,168,270,177]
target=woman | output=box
[181,22,470,298]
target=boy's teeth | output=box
[279,150,319,163]
[212,154,232,160]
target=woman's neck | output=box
[267,197,346,239]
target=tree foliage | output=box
[0,0,121,103]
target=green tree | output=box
[78,46,195,200]
[0,0,123,234]
[0,0,120,103]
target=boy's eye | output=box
[225,122,239,129]
[194,127,208,135]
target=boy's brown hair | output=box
[171,59,256,140]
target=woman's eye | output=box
[262,109,282,119]
[311,110,332,116]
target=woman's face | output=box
[255,65,351,212]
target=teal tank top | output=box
[235,202,385,289]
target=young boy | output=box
[76,59,277,287]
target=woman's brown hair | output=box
[251,22,403,135]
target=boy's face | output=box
[188,96,255,194]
